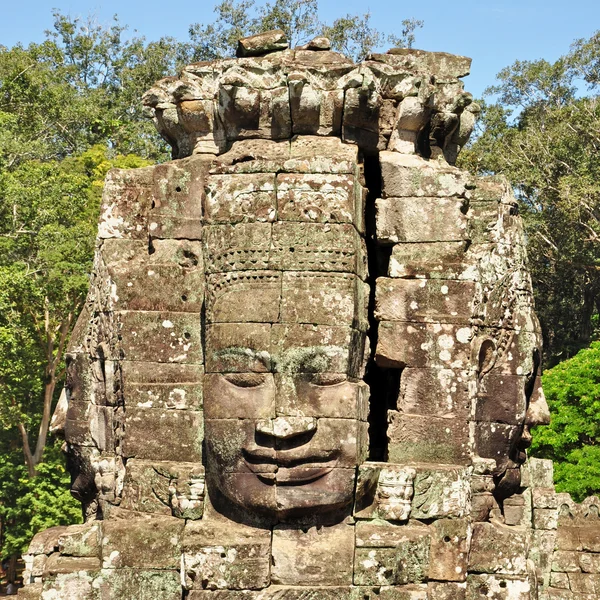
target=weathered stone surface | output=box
[121,361,204,410]
[387,411,469,464]
[28,526,69,555]
[276,173,359,225]
[411,466,470,519]
[102,238,205,312]
[118,311,203,364]
[469,523,530,575]
[123,408,203,462]
[380,153,469,198]
[280,272,368,329]
[354,522,430,585]
[205,174,276,223]
[354,463,416,521]
[466,575,531,600]
[237,30,288,57]
[388,241,472,280]
[376,197,468,243]
[375,278,475,324]
[183,520,271,590]
[272,523,354,585]
[398,367,470,418]
[98,167,154,239]
[429,519,471,582]
[43,554,101,576]
[57,523,101,558]
[102,518,184,569]
[376,322,472,369]
[206,271,281,323]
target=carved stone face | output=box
[475,305,550,494]
[203,278,368,518]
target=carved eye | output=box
[310,373,347,386]
[223,373,266,388]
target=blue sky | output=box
[2,0,599,98]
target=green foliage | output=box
[460,31,600,364]
[531,341,600,501]
[0,440,82,558]
[188,0,423,62]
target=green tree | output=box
[460,32,600,364]
[188,0,423,62]
[531,341,600,501]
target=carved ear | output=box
[477,338,496,379]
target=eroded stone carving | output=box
[20,33,596,600]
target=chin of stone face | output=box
[26,33,571,600]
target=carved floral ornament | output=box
[21,31,598,600]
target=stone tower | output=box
[18,31,600,600]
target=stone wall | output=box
[18,31,600,600]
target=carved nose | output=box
[256,417,317,439]
[525,382,551,427]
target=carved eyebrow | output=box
[275,347,340,374]
[214,347,273,369]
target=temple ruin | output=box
[17,30,600,600]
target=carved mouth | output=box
[243,449,338,485]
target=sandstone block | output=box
[149,157,210,239]
[387,412,469,465]
[388,242,472,280]
[118,311,203,364]
[289,84,344,136]
[205,174,276,223]
[218,85,291,141]
[123,408,203,462]
[375,278,475,324]
[343,87,382,152]
[272,523,354,586]
[552,551,581,573]
[103,238,204,312]
[41,572,100,600]
[474,422,521,466]
[102,518,184,569]
[206,271,281,323]
[280,272,368,329]
[354,463,416,521]
[466,575,531,600]
[28,526,68,555]
[376,321,472,369]
[93,569,182,600]
[204,323,272,372]
[203,223,272,273]
[270,222,365,275]
[380,152,468,198]
[354,522,430,586]
[376,197,468,243]
[469,523,530,575]
[122,361,204,411]
[183,520,271,590]
[411,466,470,519]
[237,30,288,57]
[535,508,559,530]
[98,167,154,239]
[276,173,358,225]
[57,523,101,558]
[43,554,101,577]
[475,374,528,425]
[429,519,471,582]
[16,583,42,599]
[428,582,467,600]
[398,367,470,418]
